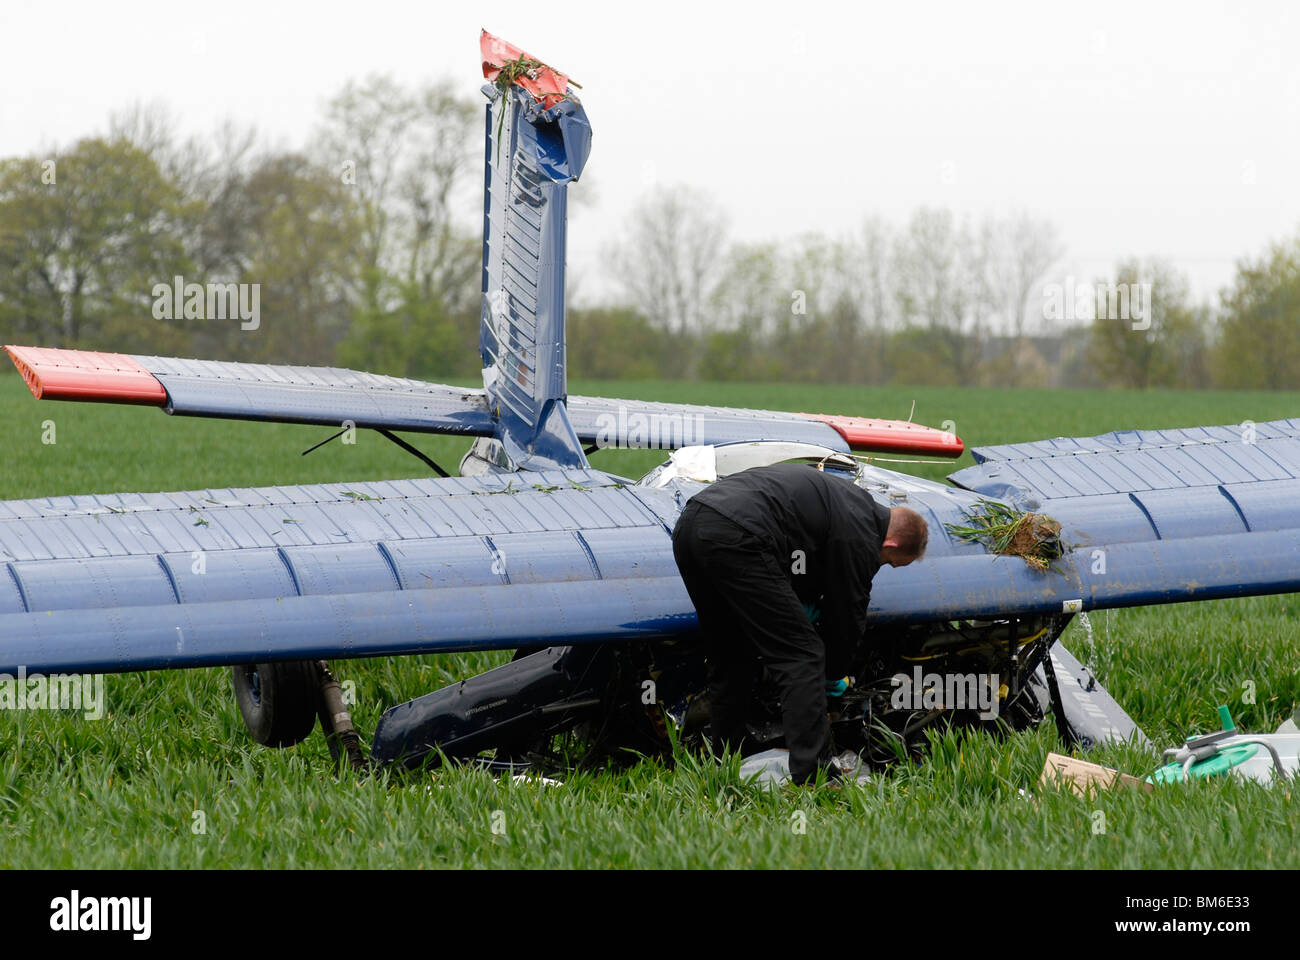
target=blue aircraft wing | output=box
[4,413,1299,678]
[877,415,1300,622]
[0,471,694,675]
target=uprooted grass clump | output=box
[945,498,1066,572]
[491,54,582,159]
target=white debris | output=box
[738,748,871,789]
[510,773,563,787]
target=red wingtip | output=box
[801,413,965,457]
[4,345,167,405]
[480,30,575,109]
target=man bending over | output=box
[672,462,928,785]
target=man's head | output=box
[882,506,928,567]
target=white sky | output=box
[2,0,1297,307]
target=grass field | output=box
[1,372,1299,869]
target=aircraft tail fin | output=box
[478,31,591,470]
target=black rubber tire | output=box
[232,661,321,747]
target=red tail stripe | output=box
[801,413,965,457]
[4,345,167,405]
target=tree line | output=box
[1,77,1296,391]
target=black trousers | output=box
[671,499,832,784]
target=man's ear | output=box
[882,536,901,549]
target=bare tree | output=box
[856,216,895,334]
[314,75,418,296]
[398,83,479,315]
[108,103,262,284]
[710,241,784,336]
[1004,213,1064,337]
[107,101,178,158]
[963,215,1002,360]
[1089,258,1206,389]
[606,185,729,339]
[892,208,986,384]
[313,75,478,314]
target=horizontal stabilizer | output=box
[142,354,492,435]
[6,346,965,457]
[566,396,964,456]
[6,346,493,436]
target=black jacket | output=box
[688,463,891,658]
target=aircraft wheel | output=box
[232,661,320,747]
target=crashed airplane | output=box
[3,32,1298,776]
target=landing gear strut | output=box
[231,660,368,772]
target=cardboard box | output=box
[1039,751,1154,797]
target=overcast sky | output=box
[2,0,1297,307]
